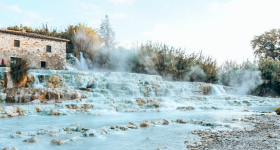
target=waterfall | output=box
[212,85,226,95]
[33,74,44,88]
[74,52,89,71]
[217,85,226,94]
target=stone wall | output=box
[0,32,67,70]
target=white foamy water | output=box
[0,69,279,150]
[73,52,89,71]
[212,85,226,95]
[32,74,44,88]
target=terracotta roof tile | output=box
[0,29,70,42]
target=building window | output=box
[14,40,20,47]
[10,57,21,65]
[41,61,46,68]
[46,45,51,52]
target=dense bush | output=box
[253,59,280,96]
[10,58,29,84]
[89,42,218,83]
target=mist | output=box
[218,60,263,95]
[186,66,207,82]
[70,27,264,95]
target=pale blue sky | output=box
[1,0,280,64]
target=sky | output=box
[1,0,280,64]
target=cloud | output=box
[111,0,134,4]
[0,23,3,29]
[81,3,99,9]
[3,5,22,12]
[167,4,170,7]
[112,13,129,19]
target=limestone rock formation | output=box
[50,109,58,115]
[163,119,169,125]
[80,104,94,109]
[3,73,34,88]
[66,104,78,109]
[23,137,39,142]
[0,106,23,117]
[203,86,212,95]
[45,75,67,88]
[136,99,147,106]
[177,106,195,111]
[5,88,81,103]
[51,139,65,145]
[140,123,150,127]
[176,119,187,123]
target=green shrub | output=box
[253,59,280,96]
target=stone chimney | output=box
[22,27,26,33]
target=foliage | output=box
[131,42,193,80]
[251,29,280,60]
[196,53,218,83]
[6,24,218,83]
[9,58,29,85]
[72,24,103,60]
[99,15,116,48]
[89,42,217,83]
[253,59,280,96]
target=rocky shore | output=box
[188,114,280,150]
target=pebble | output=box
[189,114,280,149]
[23,137,39,142]
[51,139,65,145]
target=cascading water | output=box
[0,69,279,150]
[212,85,226,95]
[73,52,89,71]
[32,74,44,88]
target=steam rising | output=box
[186,66,207,82]
[70,27,264,96]
[218,60,263,94]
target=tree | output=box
[72,24,103,60]
[251,29,280,60]
[99,15,116,48]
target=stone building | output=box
[0,28,69,70]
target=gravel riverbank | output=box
[188,114,280,150]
